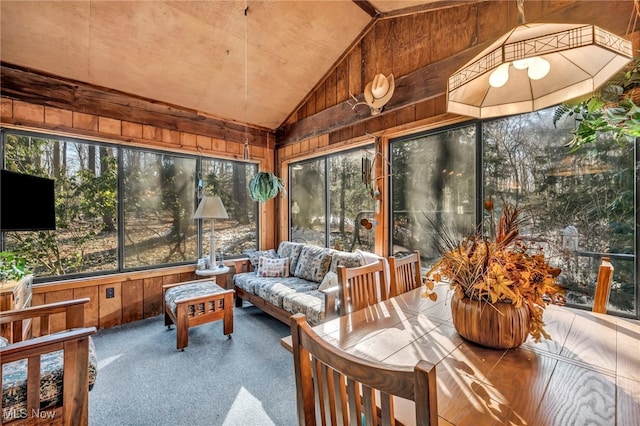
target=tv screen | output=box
[1,169,56,231]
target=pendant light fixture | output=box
[446,0,633,118]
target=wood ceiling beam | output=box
[352,0,381,18]
[275,42,485,146]
[0,63,273,147]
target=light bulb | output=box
[512,58,534,70]
[489,63,510,88]
[528,57,550,80]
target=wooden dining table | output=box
[281,284,640,425]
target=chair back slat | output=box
[362,385,376,426]
[593,256,614,314]
[331,370,347,426]
[389,250,423,297]
[290,313,438,426]
[337,261,388,316]
[11,321,24,343]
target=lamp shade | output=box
[447,23,633,118]
[193,196,229,220]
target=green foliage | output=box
[484,108,636,313]
[0,251,30,282]
[554,58,640,151]
[248,172,285,203]
[5,136,118,276]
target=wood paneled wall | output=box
[277,0,639,147]
[0,96,272,161]
[29,265,200,332]
[0,96,274,330]
[274,0,638,255]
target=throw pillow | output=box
[256,256,290,278]
[277,241,305,275]
[318,271,339,291]
[294,246,333,283]
[0,336,8,347]
[246,249,278,270]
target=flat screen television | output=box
[0,169,56,231]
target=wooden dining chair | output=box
[337,260,388,316]
[593,256,614,314]
[290,313,439,426]
[389,250,423,297]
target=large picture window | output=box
[3,132,118,276]
[391,125,477,261]
[390,108,637,317]
[122,150,197,268]
[483,109,637,315]
[1,129,258,280]
[290,158,326,247]
[290,146,375,251]
[201,158,257,257]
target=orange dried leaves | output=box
[425,201,564,342]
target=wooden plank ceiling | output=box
[0,0,444,131]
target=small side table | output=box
[195,266,231,288]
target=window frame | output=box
[1,128,259,283]
[389,117,638,320]
[288,144,375,249]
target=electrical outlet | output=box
[106,287,115,299]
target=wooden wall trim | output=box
[31,266,205,330]
[0,63,273,147]
[33,265,198,293]
[1,98,272,163]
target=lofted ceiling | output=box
[0,0,446,131]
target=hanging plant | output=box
[248,172,285,203]
[553,57,640,151]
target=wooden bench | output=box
[163,279,234,350]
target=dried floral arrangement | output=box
[425,199,565,342]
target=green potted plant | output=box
[248,171,285,203]
[553,57,640,151]
[424,200,565,348]
[0,250,30,285]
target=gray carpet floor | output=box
[88,304,297,426]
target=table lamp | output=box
[193,195,228,269]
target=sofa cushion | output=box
[1,334,98,421]
[282,290,326,326]
[294,246,333,283]
[256,277,320,308]
[329,251,363,273]
[233,272,264,295]
[256,256,290,278]
[234,272,313,298]
[245,249,277,270]
[164,280,225,316]
[277,241,305,276]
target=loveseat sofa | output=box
[233,242,367,325]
